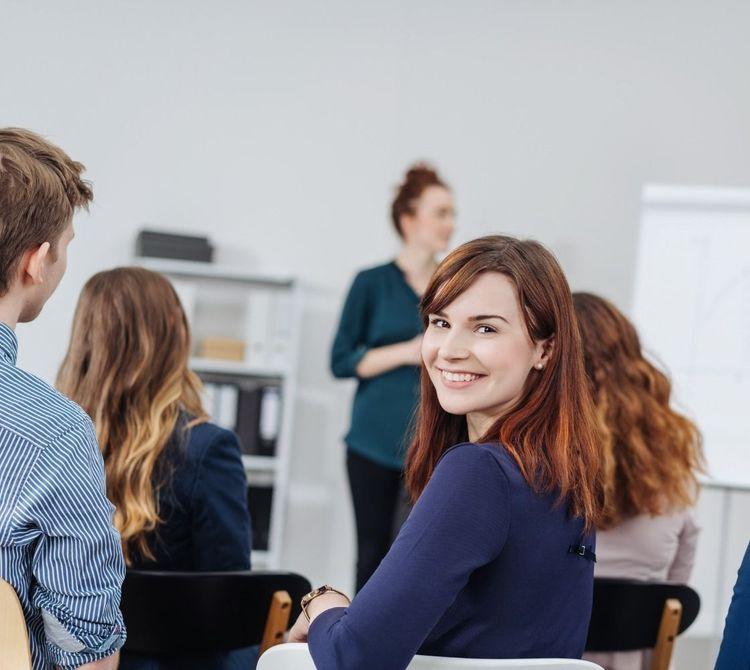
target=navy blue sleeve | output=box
[190,427,252,570]
[330,272,371,379]
[308,444,510,670]
[715,541,750,670]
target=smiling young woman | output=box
[293,235,605,670]
[407,236,604,523]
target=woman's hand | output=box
[287,611,310,643]
[287,590,351,643]
[402,334,424,366]
[355,335,424,378]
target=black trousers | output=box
[347,451,410,592]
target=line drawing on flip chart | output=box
[633,186,750,486]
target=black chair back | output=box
[586,577,700,652]
[121,570,311,654]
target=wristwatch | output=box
[300,585,351,621]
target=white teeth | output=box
[441,370,480,383]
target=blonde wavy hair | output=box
[572,292,703,531]
[57,267,207,564]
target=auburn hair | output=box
[57,267,207,565]
[572,292,703,530]
[391,163,448,237]
[406,235,605,530]
[0,128,93,295]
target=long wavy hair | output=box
[57,267,208,564]
[572,292,703,530]
[406,235,605,530]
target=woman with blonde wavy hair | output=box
[58,267,253,670]
[573,292,703,670]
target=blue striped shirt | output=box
[0,322,126,669]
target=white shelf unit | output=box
[134,256,302,570]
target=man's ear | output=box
[22,242,51,286]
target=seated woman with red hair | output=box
[287,235,606,669]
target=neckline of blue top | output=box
[389,260,422,302]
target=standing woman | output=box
[573,292,703,670]
[288,236,605,669]
[58,267,253,670]
[331,164,455,591]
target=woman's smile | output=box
[439,368,487,388]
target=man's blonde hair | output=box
[0,128,93,295]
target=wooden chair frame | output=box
[0,579,32,670]
[650,598,682,670]
[261,590,293,654]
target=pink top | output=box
[584,509,700,670]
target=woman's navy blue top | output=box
[330,261,422,470]
[308,442,596,670]
[121,421,253,670]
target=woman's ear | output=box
[534,335,555,370]
[399,213,415,239]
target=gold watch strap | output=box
[301,585,351,622]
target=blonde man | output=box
[0,128,125,669]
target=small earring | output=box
[535,363,544,370]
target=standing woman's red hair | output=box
[292,235,606,670]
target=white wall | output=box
[3,1,750,663]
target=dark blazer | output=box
[131,420,252,572]
[121,420,254,670]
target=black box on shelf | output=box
[136,229,214,263]
[248,485,273,552]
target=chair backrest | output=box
[0,578,32,670]
[409,657,604,669]
[121,570,310,654]
[257,643,604,670]
[585,578,700,652]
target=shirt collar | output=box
[0,323,18,365]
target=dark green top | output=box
[330,261,422,470]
